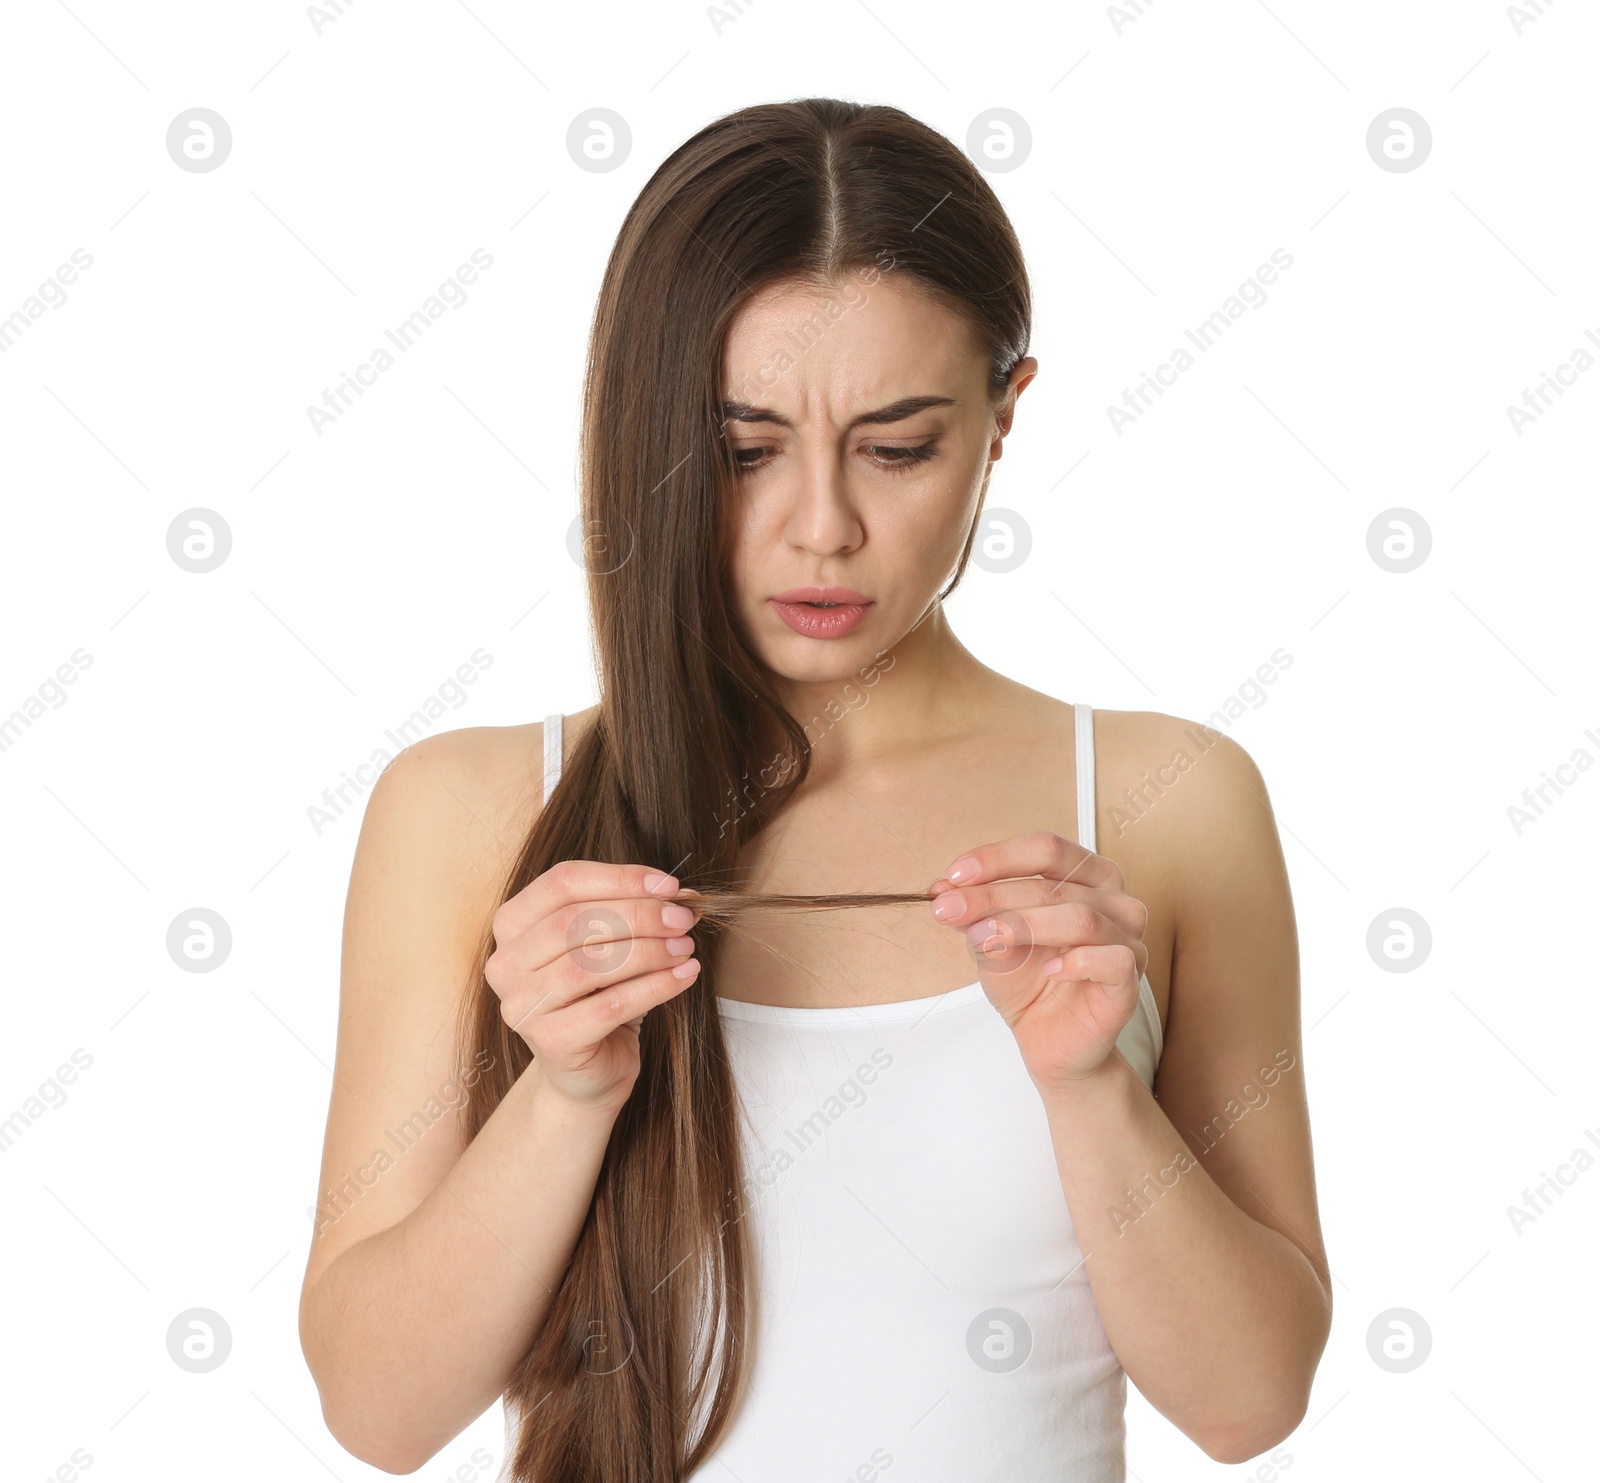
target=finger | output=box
[1040,943,1142,990]
[490,890,700,1028]
[931,876,1146,943]
[961,901,1147,981]
[495,926,697,1033]
[1028,903,1147,978]
[536,960,702,1055]
[498,884,702,979]
[937,831,1123,897]
[494,860,683,942]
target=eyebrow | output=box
[719,394,957,432]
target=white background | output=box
[2,0,1595,1479]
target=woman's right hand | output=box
[485,861,703,1113]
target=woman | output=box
[298,97,1330,1480]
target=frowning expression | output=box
[717,269,1035,680]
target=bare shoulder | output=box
[1091,707,1277,881]
[1092,706,1294,981]
[1084,709,1287,1031]
[349,721,549,958]
[342,718,553,1062]
[380,720,546,831]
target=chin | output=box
[761,630,894,685]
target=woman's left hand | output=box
[929,830,1148,1095]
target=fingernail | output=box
[665,936,694,956]
[1042,956,1064,975]
[946,855,978,883]
[644,872,678,895]
[662,903,696,930]
[931,891,965,921]
[671,958,702,980]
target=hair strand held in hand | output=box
[672,887,935,926]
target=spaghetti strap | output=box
[542,712,564,805]
[1073,702,1096,854]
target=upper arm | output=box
[298,724,540,1307]
[1148,721,1330,1296]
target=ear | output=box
[989,356,1038,457]
[1000,357,1039,425]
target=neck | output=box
[766,602,1002,783]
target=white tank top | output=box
[504,703,1163,1480]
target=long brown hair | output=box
[454,96,1032,1481]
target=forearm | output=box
[301,1063,618,1472]
[1041,1062,1331,1462]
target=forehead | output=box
[720,272,983,414]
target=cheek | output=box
[719,502,770,606]
[894,508,969,577]
[899,461,984,547]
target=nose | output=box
[782,443,863,556]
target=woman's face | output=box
[718,269,1036,685]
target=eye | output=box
[729,440,941,476]
[867,442,938,473]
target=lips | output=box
[771,587,872,605]
[769,588,873,639]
